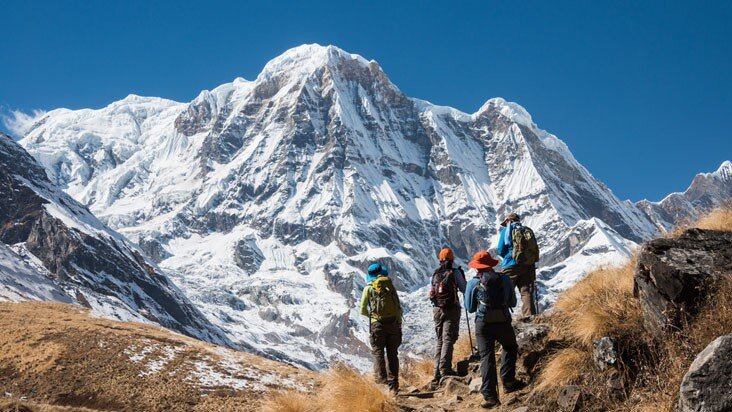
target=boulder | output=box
[513,321,555,377]
[634,229,732,336]
[678,334,732,412]
[592,336,618,371]
[442,377,470,398]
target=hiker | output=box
[428,248,467,389]
[497,212,540,318]
[465,251,525,408]
[360,262,403,394]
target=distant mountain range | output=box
[3,44,730,369]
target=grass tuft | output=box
[553,261,642,347]
[261,364,398,412]
[535,348,591,392]
[401,357,434,388]
[260,391,315,412]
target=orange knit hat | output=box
[438,248,454,262]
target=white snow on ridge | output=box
[14,44,727,370]
[0,243,72,302]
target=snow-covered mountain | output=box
[637,161,732,232]
[0,132,229,346]
[14,44,732,368]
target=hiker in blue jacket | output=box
[465,251,525,408]
[497,212,539,317]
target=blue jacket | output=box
[464,271,516,321]
[497,223,517,269]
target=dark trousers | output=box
[504,264,537,317]
[433,306,461,380]
[475,320,518,400]
[370,318,402,390]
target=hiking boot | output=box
[503,379,526,393]
[441,368,459,377]
[480,396,500,408]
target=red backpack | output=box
[430,268,460,308]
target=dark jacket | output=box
[465,270,517,322]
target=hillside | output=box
[0,301,315,412]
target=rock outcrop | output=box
[634,228,732,336]
[678,334,732,412]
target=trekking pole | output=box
[464,305,475,357]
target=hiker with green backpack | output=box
[496,212,540,318]
[360,263,403,395]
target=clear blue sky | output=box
[2,1,730,201]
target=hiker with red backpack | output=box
[360,263,403,395]
[428,248,467,389]
[465,251,525,408]
[497,212,540,318]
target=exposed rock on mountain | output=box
[15,44,732,368]
[634,228,732,336]
[679,333,732,412]
[0,132,227,345]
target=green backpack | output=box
[368,277,401,320]
[511,224,540,265]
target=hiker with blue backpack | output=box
[360,263,403,395]
[497,212,540,318]
[465,251,526,408]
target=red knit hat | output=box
[468,251,499,270]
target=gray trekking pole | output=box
[464,305,475,357]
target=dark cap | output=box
[500,212,521,227]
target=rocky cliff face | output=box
[0,132,228,346]
[15,44,732,368]
[634,228,732,336]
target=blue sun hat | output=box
[366,263,389,283]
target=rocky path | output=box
[395,320,552,412]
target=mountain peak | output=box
[475,97,535,127]
[715,160,732,179]
[259,43,373,80]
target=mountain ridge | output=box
[8,43,732,369]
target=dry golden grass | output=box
[669,206,732,237]
[260,365,397,412]
[453,332,476,361]
[320,365,398,412]
[690,207,732,231]
[0,302,315,412]
[260,391,316,412]
[401,357,434,388]
[535,348,591,392]
[553,260,642,346]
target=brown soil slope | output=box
[0,302,315,412]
